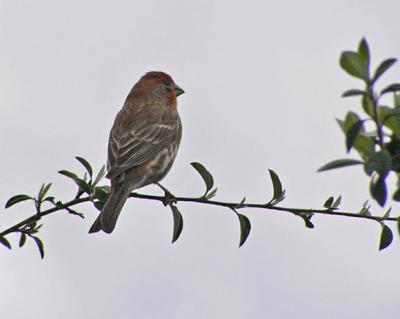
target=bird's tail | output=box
[89,185,131,234]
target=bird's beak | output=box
[174,85,185,97]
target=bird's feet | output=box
[156,183,176,206]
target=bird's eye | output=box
[163,80,172,88]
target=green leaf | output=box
[191,162,214,196]
[358,38,370,69]
[323,196,334,208]
[26,224,42,235]
[378,106,400,137]
[365,149,392,177]
[379,224,393,251]
[19,233,27,247]
[75,178,91,194]
[31,236,45,259]
[75,156,93,179]
[44,196,55,203]
[93,165,106,186]
[381,108,400,124]
[393,189,400,201]
[341,112,360,132]
[66,208,84,219]
[237,213,251,247]
[342,111,363,130]
[338,112,374,157]
[342,89,366,97]
[331,195,342,209]
[362,95,374,116]
[370,175,387,207]
[94,201,105,211]
[381,83,400,95]
[170,205,183,243]
[235,197,246,209]
[268,169,283,201]
[394,94,400,108]
[346,120,363,152]
[301,215,314,229]
[58,170,78,180]
[24,221,37,233]
[340,51,369,81]
[94,187,108,202]
[5,194,32,208]
[359,201,371,216]
[382,207,391,219]
[386,135,400,171]
[38,183,52,203]
[364,161,374,176]
[0,236,11,250]
[55,200,63,207]
[373,58,397,83]
[318,159,363,172]
[204,188,217,200]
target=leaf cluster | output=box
[319,38,400,249]
[2,157,107,257]
[321,39,400,205]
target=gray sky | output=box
[1,0,400,318]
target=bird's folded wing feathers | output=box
[107,123,177,179]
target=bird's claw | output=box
[162,190,176,206]
[156,183,176,206]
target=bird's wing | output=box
[107,122,179,179]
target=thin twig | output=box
[368,87,385,149]
[1,191,397,238]
[0,197,89,237]
[129,193,398,221]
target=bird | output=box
[89,71,184,234]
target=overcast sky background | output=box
[1,1,400,318]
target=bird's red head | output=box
[142,71,174,85]
[132,71,184,109]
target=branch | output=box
[2,191,397,239]
[1,163,398,257]
[0,196,89,237]
[130,192,398,222]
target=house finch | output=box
[89,71,184,234]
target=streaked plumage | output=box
[89,71,184,234]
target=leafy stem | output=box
[1,161,398,257]
[1,196,89,237]
[368,86,384,149]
